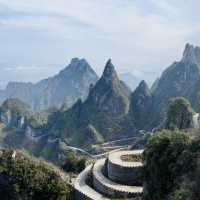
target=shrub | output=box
[62,153,86,173]
[0,149,72,200]
[143,130,192,200]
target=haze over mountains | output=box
[0,58,99,110]
[0,58,142,111]
[1,43,200,164]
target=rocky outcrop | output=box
[129,80,152,130]
[182,43,200,65]
[86,59,131,117]
[0,98,29,128]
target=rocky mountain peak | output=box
[102,59,119,84]
[86,59,131,117]
[135,80,151,97]
[182,43,200,66]
[129,80,152,129]
[0,58,99,110]
[63,58,96,75]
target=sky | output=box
[0,0,200,88]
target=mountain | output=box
[147,43,200,129]
[86,59,131,117]
[119,72,141,91]
[3,44,200,165]
[48,59,132,147]
[129,80,152,130]
[0,60,133,164]
[0,58,98,110]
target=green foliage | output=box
[62,152,86,173]
[144,130,200,200]
[0,149,72,200]
[165,97,194,130]
[28,112,48,128]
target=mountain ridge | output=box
[0,58,99,110]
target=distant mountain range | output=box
[0,58,99,110]
[0,58,143,111]
[1,43,200,164]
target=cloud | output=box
[0,0,200,86]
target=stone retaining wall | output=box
[74,190,93,200]
[107,150,143,185]
[107,159,143,185]
[74,165,109,200]
[93,159,143,198]
[74,149,144,200]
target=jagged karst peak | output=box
[138,80,148,89]
[134,80,151,96]
[182,43,200,65]
[129,80,152,130]
[102,59,119,83]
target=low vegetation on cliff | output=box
[164,97,195,130]
[144,130,200,200]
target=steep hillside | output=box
[148,43,200,129]
[0,149,72,200]
[129,80,153,130]
[0,58,98,110]
[48,59,132,147]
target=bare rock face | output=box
[0,98,29,128]
[182,43,200,66]
[146,43,200,129]
[87,59,131,117]
[0,58,98,110]
[129,80,152,130]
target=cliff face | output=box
[0,98,30,128]
[147,44,200,129]
[0,58,98,110]
[48,59,132,147]
[86,59,131,117]
[129,80,152,130]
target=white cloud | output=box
[0,0,200,85]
